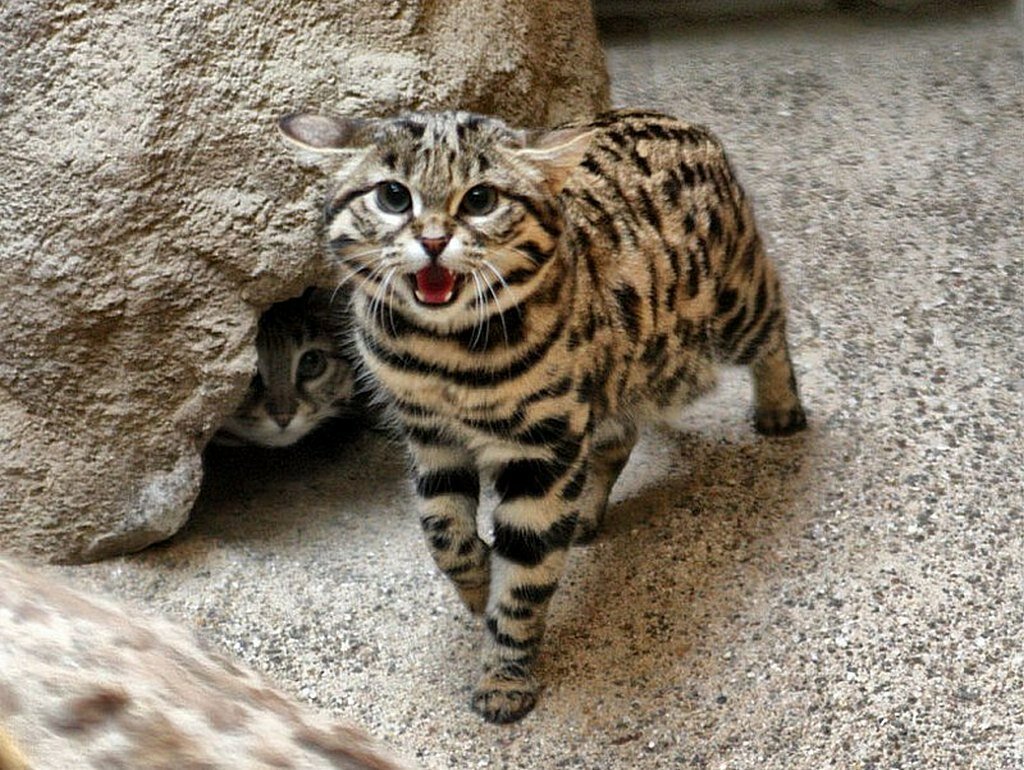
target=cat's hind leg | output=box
[712,246,806,435]
[570,417,638,543]
[750,337,807,435]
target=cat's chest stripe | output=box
[358,313,567,387]
[361,299,563,372]
[370,302,527,351]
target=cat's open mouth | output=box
[410,265,463,306]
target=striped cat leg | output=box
[715,256,806,435]
[750,334,806,435]
[716,300,806,435]
[407,439,491,614]
[571,418,638,543]
[471,449,586,723]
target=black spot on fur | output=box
[512,582,558,605]
[717,288,738,315]
[416,468,480,499]
[613,285,642,341]
[683,210,696,234]
[495,440,581,501]
[518,240,552,265]
[636,186,662,231]
[492,513,578,567]
[680,163,695,187]
[661,170,682,202]
[515,416,572,446]
[708,208,723,241]
[631,148,652,176]
[485,617,540,650]
[641,334,668,365]
[560,466,588,501]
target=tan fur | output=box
[280,108,806,723]
[0,727,28,770]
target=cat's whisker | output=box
[479,258,523,319]
[330,246,388,266]
[371,265,401,334]
[330,259,394,305]
[473,267,510,348]
[467,270,490,350]
[383,266,400,337]
[478,262,516,346]
[329,268,369,302]
[368,273,388,333]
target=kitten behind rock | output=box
[214,288,356,448]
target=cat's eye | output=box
[297,350,328,380]
[375,181,412,214]
[460,185,498,217]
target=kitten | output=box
[214,288,356,448]
[279,108,806,722]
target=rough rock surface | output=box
[0,1,609,562]
[0,557,416,769]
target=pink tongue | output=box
[415,265,456,304]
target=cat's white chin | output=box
[216,415,321,448]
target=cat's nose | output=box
[420,236,449,259]
[269,411,293,429]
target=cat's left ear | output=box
[278,113,370,167]
[516,126,595,194]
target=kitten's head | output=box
[215,289,355,448]
[278,111,592,333]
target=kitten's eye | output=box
[297,350,328,380]
[460,185,498,217]
[376,181,412,214]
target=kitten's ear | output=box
[516,126,595,194]
[278,113,370,166]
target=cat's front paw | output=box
[471,666,540,724]
[754,404,807,436]
[572,518,601,545]
[572,502,610,545]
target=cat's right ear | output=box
[516,126,595,195]
[278,114,369,167]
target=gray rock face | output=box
[0,1,609,562]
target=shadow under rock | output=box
[539,425,814,699]
[181,419,408,546]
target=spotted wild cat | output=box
[214,288,356,448]
[279,108,806,723]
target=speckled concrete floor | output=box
[53,4,1023,768]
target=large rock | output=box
[0,558,416,769]
[0,1,609,562]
